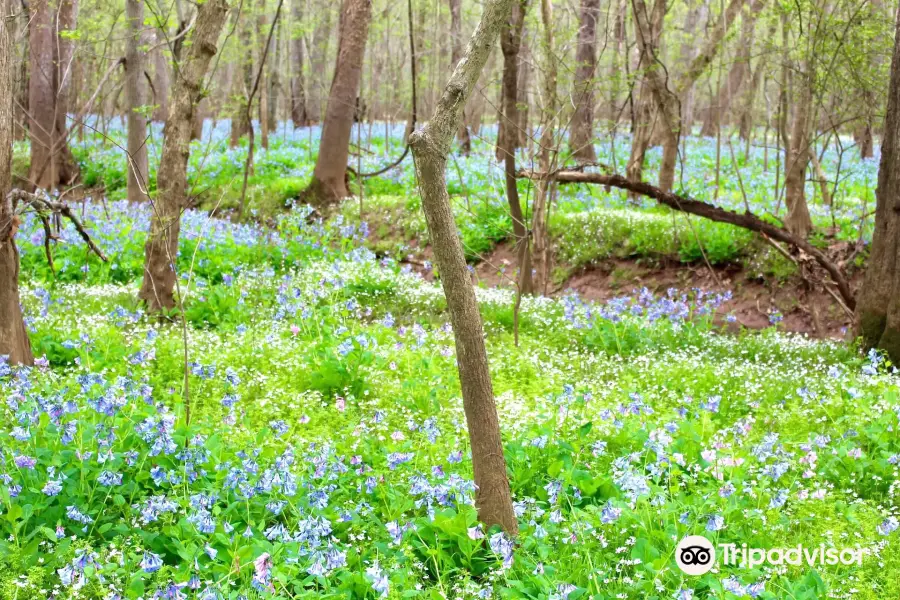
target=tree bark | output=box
[291,0,309,127]
[699,0,765,137]
[856,3,900,363]
[449,0,471,153]
[408,0,518,535]
[569,0,599,162]
[497,0,531,294]
[258,12,271,150]
[301,0,372,206]
[126,0,149,202]
[139,0,229,311]
[519,169,855,309]
[532,0,557,294]
[27,0,80,190]
[151,31,171,121]
[0,13,33,366]
[631,0,745,191]
[231,3,254,147]
[784,59,813,238]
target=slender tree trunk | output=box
[626,0,666,189]
[784,59,813,237]
[139,0,229,311]
[408,0,518,534]
[126,0,149,202]
[231,4,254,146]
[699,0,765,137]
[258,12,271,150]
[680,0,707,136]
[632,0,745,191]
[857,2,900,363]
[291,0,309,127]
[301,0,372,206]
[449,0,471,153]
[308,0,332,121]
[151,32,171,121]
[53,0,79,184]
[0,11,33,366]
[498,0,531,294]
[570,0,599,161]
[533,0,557,294]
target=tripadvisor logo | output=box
[674,535,867,575]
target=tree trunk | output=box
[533,0,557,295]
[569,0,599,162]
[231,4,254,147]
[291,0,309,128]
[632,0,744,191]
[449,0,471,153]
[784,60,813,238]
[126,0,149,202]
[497,0,531,293]
[408,0,518,535]
[0,13,33,366]
[626,0,666,189]
[857,2,900,364]
[139,0,229,311]
[308,0,333,121]
[151,31,171,122]
[28,0,79,189]
[680,0,707,136]
[258,12,271,150]
[301,0,372,206]
[699,0,765,137]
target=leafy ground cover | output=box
[2,157,900,598]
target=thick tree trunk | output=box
[28,0,80,189]
[291,0,309,128]
[856,4,900,362]
[0,14,33,366]
[569,0,599,162]
[784,60,813,238]
[126,0,149,202]
[449,0,471,153]
[301,0,372,206]
[139,0,228,311]
[408,0,518,535]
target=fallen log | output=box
[517,169,856,311]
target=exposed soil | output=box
[398,240,857,340]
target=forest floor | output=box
[4,123,899,600]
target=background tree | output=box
[569,0,599,162]
[125,0,149,202]
[139,0,229,311]
[300,0,372,206]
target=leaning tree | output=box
[409,0,519,533]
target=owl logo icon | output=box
[675,535,716,575]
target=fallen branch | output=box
[517,169,856,310]
[8,190,109,262]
